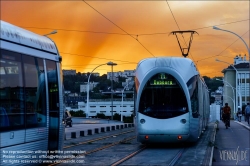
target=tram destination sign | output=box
[150,79,176,86]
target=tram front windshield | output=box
[138,73,188,119]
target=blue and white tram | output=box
[0,20,64,164]
[135,57,210,144]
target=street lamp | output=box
[213,26,250,105]
[213,26,249,57]
[107,62,117,120]
[216,78,235,112]
[226,84,242,109]
[215,58,241,108]
[43,30,61,61]
[43,30,57,36]
[222,95,235,119]
[121,81,133,122]
[86,62,111,118]
[216,78,236,119]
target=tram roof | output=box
[135,56,200,84]
[0,20,58,54]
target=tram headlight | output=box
[140,119,145,124]
[180,119,186,124]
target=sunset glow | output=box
[1,1,249,77]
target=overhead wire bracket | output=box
[169,30,198,58]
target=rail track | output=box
[110,145,185,166]
[63,129,135,149]
[48,129,136,166]
[46,123,214,166]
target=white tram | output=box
[0,20,64,165]
[135,57,210,143]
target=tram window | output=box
[187,76,199,118]
[46,60,60,151]
[46,60,59,112]
[23,55,46,128]
[138,73,188,119]
[0,49,24,131]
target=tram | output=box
[0,20,64,165]
[135,57,210,144]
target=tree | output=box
[203,76,223,104]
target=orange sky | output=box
[1,1,249,78]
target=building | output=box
[211,86,223,105]
[62,69,76,75]
[107,70,135,81]
[80,82,99,92]
[65,95,85,108]
[65,99,134,117]
[83,72,100,77]
[221,54,250,118]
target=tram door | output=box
[46,60,60,151]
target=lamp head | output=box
[213,26,220,30]
[107,61,117,66]
[50,30,57,35]
[44,30,57,36]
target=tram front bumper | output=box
[138,134,190,143]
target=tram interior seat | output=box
[0,107,10,127]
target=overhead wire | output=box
[60,52,138,64]
[166,0,196,63]
[21,19,248,37]
[19,3,248,76]
[201,71,223,76]
[82,0,155,57]
[22,19,248,69]
[63,62,137,67]
[137,19,249,36]
[196,30,249,63]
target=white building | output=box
[66,99,134,117]
[221,54,250,117]
[84,72,100,77]
[107,70,135,80]
[62,69,76,75]
[80,82,99,92]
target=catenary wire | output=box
[166,0,196,62]
[18,6,248,76]
[60,52,138,64]
[21,19,248,37]
[195,30,249,63]
[22,19,248,66]
[82,0,155,57]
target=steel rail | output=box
[168,148,185,166]
[63,129,134,149]
[49,136,136,166]
[110,145,147,166]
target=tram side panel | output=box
[187,75,199,142]
[198,78,204,136]
[0,20,64,165]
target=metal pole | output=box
[121,82,131,122]
[121,89,124,122]
[86,63,107,118]
[227,83,236,119]
[216,59,241,108]
[213,26,250,107]
[216,78,236,119]
[111,65,114,120]
[223,95,235,117]
[226,85,242,110]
